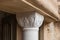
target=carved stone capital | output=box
[16,11,44,40]
[16,11,44,28]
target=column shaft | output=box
[23,28,39,40]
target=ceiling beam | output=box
[22,0,60,20]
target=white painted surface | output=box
[16,11,44,40]
[23,28,39,40]
[16,12,44,28]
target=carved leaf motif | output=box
[16,12,44,28]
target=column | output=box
[16,11,44,40]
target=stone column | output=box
[16,11,44,40]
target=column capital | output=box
[16,11,44,28]
[16,11,44,40]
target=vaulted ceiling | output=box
[0,0,59,23]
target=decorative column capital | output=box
[16,11,44,28]
[16,11,44,40]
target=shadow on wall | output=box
[0,11,17,40]
[17,25,23,40]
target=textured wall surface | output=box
[44,22,60,40]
